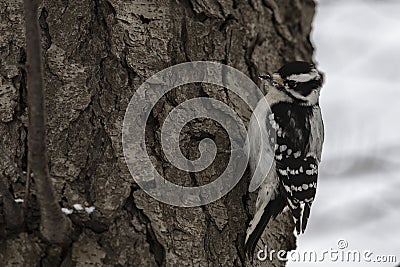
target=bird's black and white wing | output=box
[272,102,323,234]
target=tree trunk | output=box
[0,0,316,266]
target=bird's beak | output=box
[260,73,285,91]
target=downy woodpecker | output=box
[245,61,325,257]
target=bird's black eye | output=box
[286,80,297,88]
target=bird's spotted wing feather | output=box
[272,103,318,234]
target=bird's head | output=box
[260,61,324,106]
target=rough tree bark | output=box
[0,0,316,266]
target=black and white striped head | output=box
[260,61,324,106]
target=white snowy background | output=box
[288,0,400,266]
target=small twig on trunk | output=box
[23,0,71,244]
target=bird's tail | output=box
[244,193,286,258]
[291,201,311,235]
